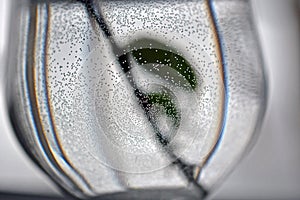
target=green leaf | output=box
[127,39,197,90]
[119,38,198,132]
[147,92,180,127]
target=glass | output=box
[6,0,266,199]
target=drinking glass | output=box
[6,0,266,199]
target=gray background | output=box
[0,0,300,199]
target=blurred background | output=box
[0,0,300,199]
